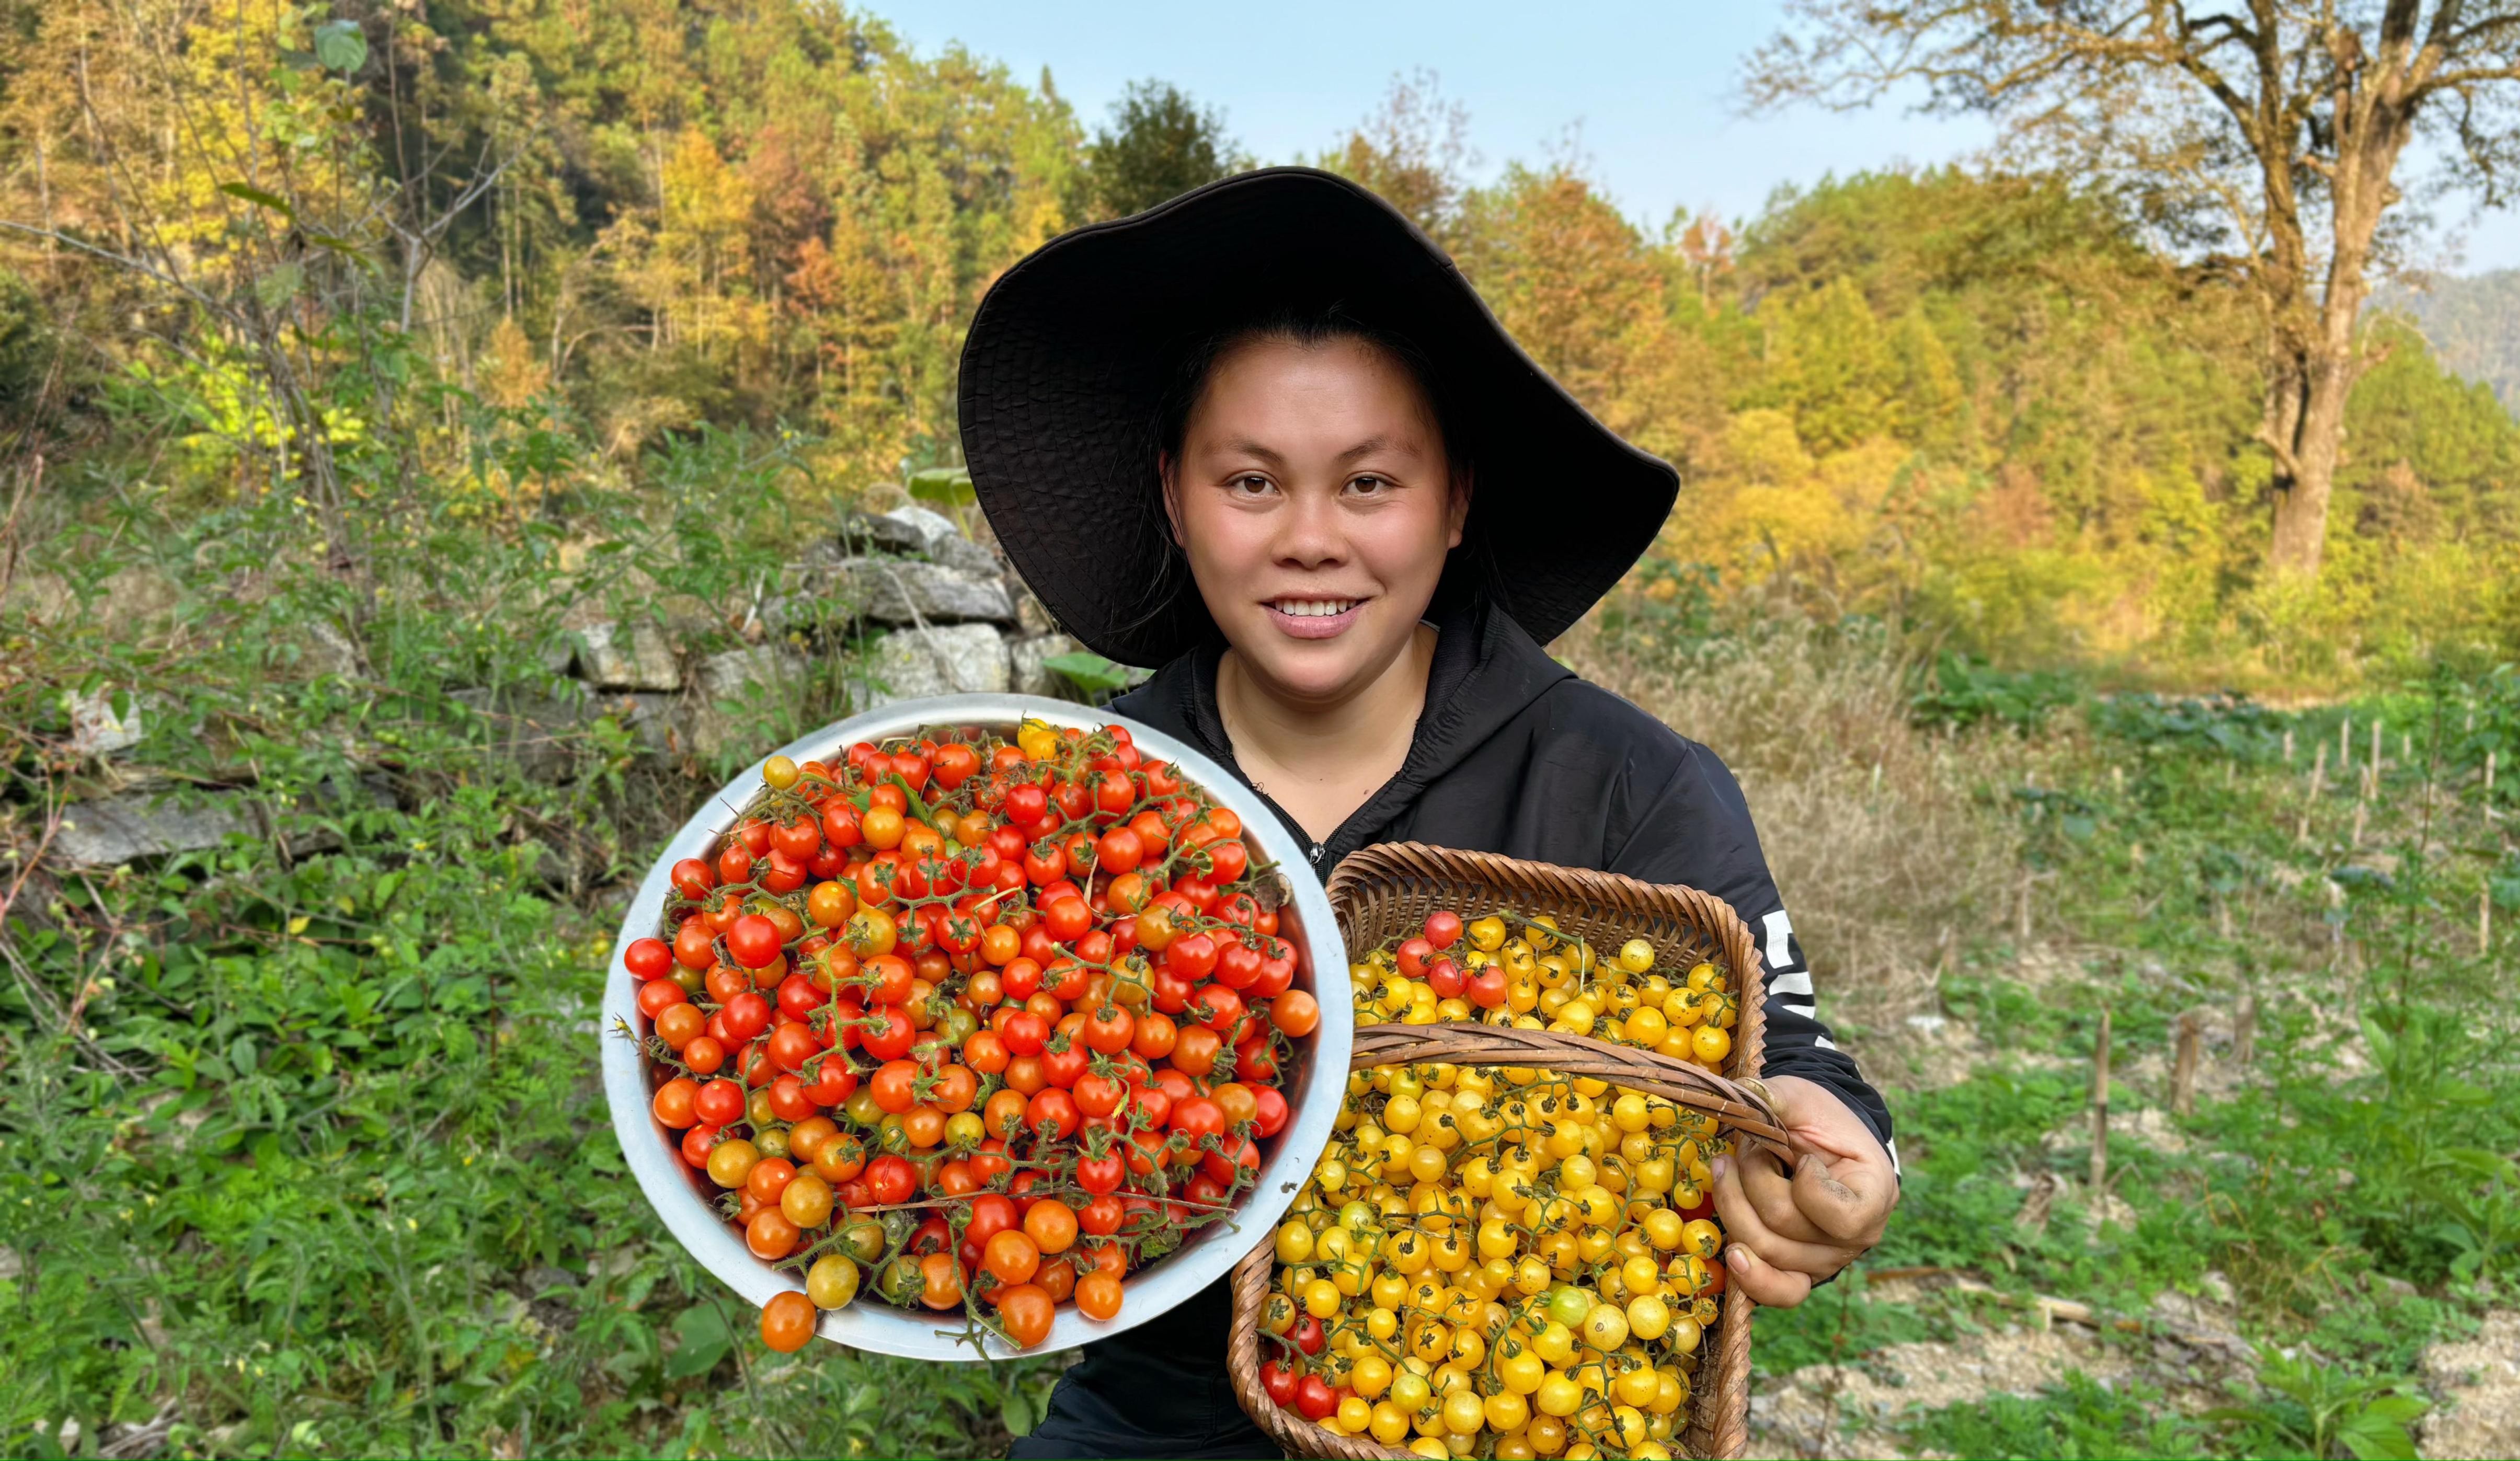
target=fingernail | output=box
[1726,1246,1748,1270]
[1710,1154,1731,1183]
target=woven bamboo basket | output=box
[1227,843,1781,1461]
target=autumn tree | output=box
[1082,80,1239,219]
[1451,166,1729,469]
[1744,2,2520,583]
[1318,70,1478,246]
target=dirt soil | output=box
[1747,1325,2138,1459]
[2419,1309,2520,1461]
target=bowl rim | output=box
[600,692,1351,1360]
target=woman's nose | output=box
[1270,486,1346,568]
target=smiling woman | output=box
[959,168,1900,1460]
[1160,319,1466,839]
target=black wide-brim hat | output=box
[957,166,1679,668]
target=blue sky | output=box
[886,0,2520,275]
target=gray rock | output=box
[64,688,145,757]
[571,621,681,691]
[53,790,252,866]
[839,509,932,556]
[694,645,807,699]
[592,691,675,753]
[831,558,1015,626]
[883,503,961,549]
[1009,632,1084,699]
[452,685,600,778]
[880,505,1002,576]
[304,620,363,678]
[858,624,1009,706]
[1014,586,1059,637]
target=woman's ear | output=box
[1159,452,1188,547]
[1445,466,1472,550]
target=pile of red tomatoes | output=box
[622,719,1318,1355]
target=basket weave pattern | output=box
[1227,844,1774,1460]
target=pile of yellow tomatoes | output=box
[1255,907,1743,1459]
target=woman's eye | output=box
[1230,474,1274,495]
[1348,475,1388,493]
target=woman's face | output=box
[1165,336,1466,708]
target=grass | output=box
[1679,630,2520,1460]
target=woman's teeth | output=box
[1272,600,1358,617]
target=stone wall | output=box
[44,505,1118,870]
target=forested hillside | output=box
[3,0,2518,682]
[2385,269,2520,413]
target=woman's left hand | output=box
[1708,1074,1898,1306]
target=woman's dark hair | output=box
[1150,303,1472,491]
[1114,303,1485,648]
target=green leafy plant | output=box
[1912,651,2083,733]
[1043,650,1140,703]
[2209,1352,2430,1460]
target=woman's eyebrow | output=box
[1338,435,1424,463]
[1219,439,1287,466]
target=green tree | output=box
[1082,79,1238,220]
[1767,275,1898,453]
[1745,1,2520,584]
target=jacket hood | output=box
[1114,597,1575,866]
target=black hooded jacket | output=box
[1010,599,1893,1459]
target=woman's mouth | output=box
[1265,597,1367,640]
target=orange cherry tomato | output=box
[996,1283,1055,1347]
[1171,1023,1221,1077]
[983,1228,1041,1285]
[746,1155,799,1204]
[983,1088,1028,1140]
[1270,989,1320,1038]
[747,1208,800,1261]
[760,1290,816,1352]
[1075,1270,1124,1322]
[918,1251,963,1310]
[650,1077,699,1129]
[1023,1199,1079,1256]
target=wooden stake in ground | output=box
[2371,718,2385,780]
[2341,715,2352,770]
[2171,1011,2201,1117]
[2299,742,2328,843]
[2488,749,2498,795]
[2018,867,2035,943]
[2235,994,2256,1070]
[2484,889,2494,959]
[2089,1007,2113,1194]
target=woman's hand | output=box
[1709,1074,1897,1306]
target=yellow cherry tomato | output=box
[1579,1302,1630,1351]
[1536,1373,1583,1418]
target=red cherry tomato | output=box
[1250,1085,1289,1138]
[1261,1360,1298,1408]
[727,914,785,970]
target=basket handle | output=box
[1348,1021,1796,1164]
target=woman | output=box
[961,168,1897,1459]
